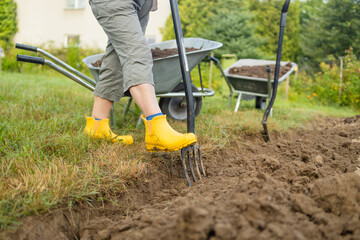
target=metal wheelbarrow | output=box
[83,37,222,121]
[210,58,297,112]
[17,37,222,122]
[16,38,221,187]
[225,59,297,112]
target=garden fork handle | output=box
[169,0,195,134]
[262,0,291,142]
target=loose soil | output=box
[1,116,360,240]
[91,47,200,67]
[229,62,293,79]
[151,47,199,60]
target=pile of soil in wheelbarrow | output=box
[229,62,293,79]
[2,115,360,240]
[91,47,200,67]
[151,47,199,59]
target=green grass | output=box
[0,71,358,230]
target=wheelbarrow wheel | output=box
[255,96,267,110]
[159,83,202,121]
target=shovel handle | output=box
[15,43,38,52]
[17,54,45,65]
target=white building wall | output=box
[13,0,171,49]
[147,0,171,43]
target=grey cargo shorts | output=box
[89,0,154,102]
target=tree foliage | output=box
[161,0,265,59]
[0,0,18,46]
[198,8,264,59]
[161,0,219,40]
[300,0,360,65]
[247,0,301,62]
[162,0,301,61]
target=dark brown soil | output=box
[1,116,360,240]
[91,60,102,68]
[91,47,200,67]
[151,47,199,60]
[229,62,293,79]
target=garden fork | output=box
[169,0,206,186]
[263,0,291,142]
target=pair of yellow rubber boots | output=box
[84,115,197,152]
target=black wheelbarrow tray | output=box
[222,59,297,112]
[16,37,222,121]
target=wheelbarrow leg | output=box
[136,114,143,129]
[122,97,133,117]
[234,93,242,112]
[110,104,116,128]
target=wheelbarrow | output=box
[16,37,221,186]
[17,37,221,122]
[83,37,222,121]
[210,58,297,112]
[227,59,297,112]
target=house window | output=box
[65,35,80,47]
[66,0,86,9]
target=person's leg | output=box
[129,83,160,117]
[91,0,153,119]
[128,1,161,118]
[91,96,113,119]
[88,0,196,150]
[84,39,133,144]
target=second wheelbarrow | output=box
[224,58,297,112]
[210,57,297,111]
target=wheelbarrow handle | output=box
[15,43,38,53]
[17,54,95,92]
[15,43,96,86]
[17,54,45,65]
[208,55,219,64]
[208,55,233,98]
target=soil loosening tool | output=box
[169,0,206,186]
[262,0,291,142]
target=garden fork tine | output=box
[195,144,206,177]
[180,146,193,187]
[181,144,206,186]
[188,147,197,182]
[192,147,201,181]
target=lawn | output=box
[0,71,357,230]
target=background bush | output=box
[0,0,17,46]
[292,48,360,108]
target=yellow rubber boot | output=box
[141,114,197,152]
[84,117,133,144]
